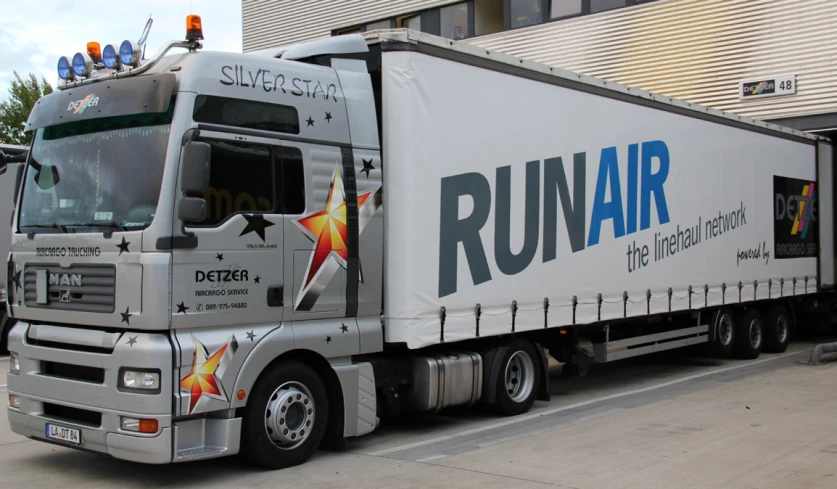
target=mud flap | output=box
[480,346,506,405]
[534,343,550,402]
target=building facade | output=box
[242,0,837,134]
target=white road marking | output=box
[368,349,806,457]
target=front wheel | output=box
[240,360,328,469]
[490,339,541,416]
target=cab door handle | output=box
[267,285,283,307]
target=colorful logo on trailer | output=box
[773,175,817,259]
[790,182,815,239]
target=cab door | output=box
[171,131,286,330]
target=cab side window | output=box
[200,141,274,226]
[279,146,305,215]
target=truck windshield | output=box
[18,108,173,233]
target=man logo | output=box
[49,273,82,287]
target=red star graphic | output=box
[180,341,229,413]
[295,168,374,289]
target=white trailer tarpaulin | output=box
[381,50,818,349]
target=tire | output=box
[708,308,736,357]
[733,308,763,360]
[491,339,541,416]
[763,304,791,353]
[240,360,328,470]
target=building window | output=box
[402,14,421,31]
[441,2,472,40]
[550,0,582,19]
[590,0,627,13]
[509,0,544,28]
[365,19,394,31]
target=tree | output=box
[0,72,53,146]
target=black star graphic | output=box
[246,330,257,342]
[13,269,22,291]
[340,324,348,334]
[306,116,315,127]
[177,302,189,314]
[324,112,333,123]
[216,253,224,262]
[116,237,130,256]
[254,275,261,284]
[360,158,376,178]
[127,336,138,347]
[239,214,275,242]
[121,307,132,325]
[325,335,332,344]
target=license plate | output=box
[45,423,81,445]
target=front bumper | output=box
[6,321,241,463]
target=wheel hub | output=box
[505,350,535,403]
[718,314,733,346]
[265,381,314,450]
[749,319,762,349]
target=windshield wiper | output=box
[25,223,66,233]
[70,220,125,238]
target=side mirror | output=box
[181,141,211,194]
[178,197,206,223]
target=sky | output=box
[0,0,242,100]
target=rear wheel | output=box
[733,308,763,360]
[240,360,328,469]
[708,308,736,357]
[491,339,541,416]
[763,304,791,353]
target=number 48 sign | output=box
[739,75,797,100]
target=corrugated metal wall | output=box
[242,0,462,51]
[242,0,837,121]
[468,0,837,121]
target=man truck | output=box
[4,19,834,469]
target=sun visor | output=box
[26,73,176,131]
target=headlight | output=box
[119,369,160,391]
[9,353,20,375]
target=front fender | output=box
[229,324,296,410]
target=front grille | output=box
[24,264,116,313]
[43,403,102,427]
[41,361,105,384]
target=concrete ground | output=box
[1,341,836,489]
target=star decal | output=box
[326,335,332,344]
[324,112,333,123]
[239,214,275,242]
[340,324,348,334]
[291,165,382,311]
[216,253,224,262]
[127,335,138,347]
[121,307,132,325]
[254,275,261,284]
[116,237,130,256]
[12,268,22,291]
[360,159,376,178]
[177,302,190,314]
[180,337,238,413]
[306,116,315,127]
[246,330,257,342]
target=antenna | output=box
[139,15,153,59]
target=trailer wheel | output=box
[240,360,328,469]
[762,304,790,353]
[491,339,541,416]
[733,309,763,360]
[708,308,736,357]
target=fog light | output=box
[120,369,160,391]
[121,416,158,433]
[9,353,19,374]
[9,394,20,408]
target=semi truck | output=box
[0,144,27,354]
[4,19,835,469]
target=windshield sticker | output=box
[94,211,113,221]
[67,93,100,114]
[36,246,102,257]
[220,64,340,102]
